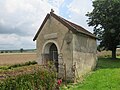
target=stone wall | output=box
[36,16,73,80]
[36,15,97,81]
[73,33,97,79]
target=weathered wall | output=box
[36,14,97,81]
[73,33,97,79]
[36,16,73,80]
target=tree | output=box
[20,48,24,53]
[86,0,120,59]
[1,51,4,53]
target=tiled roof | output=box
[33,12,96,41]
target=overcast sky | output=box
[0,0,93,50]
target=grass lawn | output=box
[61,58,120,90]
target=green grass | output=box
[61,58,120,90]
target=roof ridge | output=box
[33,12,96,41]
[50,12,96,38]
[59,16,93,35]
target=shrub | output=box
[8,61,37,69]
[0,61,37,70]
[1,51,4,53]
[5,51,8,53]
[0,66,57,90]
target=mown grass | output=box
[61,57,120,90]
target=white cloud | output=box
[0,34,21,49]
[67,0,93,32]
[67,5,79,14]
[68,0,93,14]
[0,19,5,25]
[0,0,93,50]
[48,0,64,8]
[0,34,35,50]
[0,34,19,44]
[0,0,64,50]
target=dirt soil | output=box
[0,53,37,65]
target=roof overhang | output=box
[33,12,96,41]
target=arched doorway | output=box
[49,43,58,72]
[43,42,59,72]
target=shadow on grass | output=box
[96,57,120,69]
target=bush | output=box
[1,51,4,53]
[8,61,37,69]
[5,51,8,53]
[0,66,57,90]
[0,61,37,70]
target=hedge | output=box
[0,66,57,90]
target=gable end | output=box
[33,12,96,41]
[33,14,50,41]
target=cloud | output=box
[65,0,93,32]
[0,24,28,36]
[48,0,64,8]
[0,34,21,50]
[0,0,64,36]
[0,0,65,50]
[0,0,93,50]
[0,34,35,50]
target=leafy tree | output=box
[20,48,24,53]
[1,51,4,53]
[86,0,120,59]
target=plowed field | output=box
[0,53,37,65]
